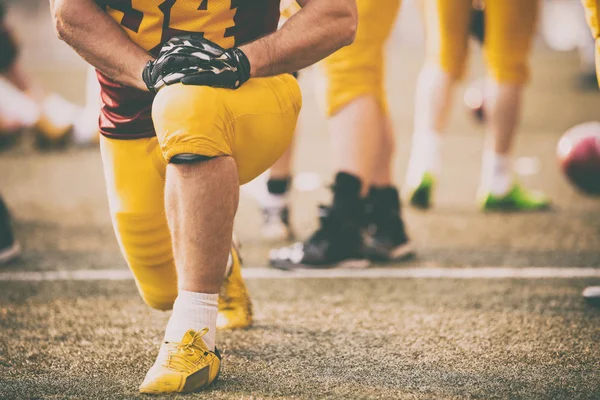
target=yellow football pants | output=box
[581,0,600,84]
[424,0,539,84]
[100,74,301,310]
[319,0,401,116]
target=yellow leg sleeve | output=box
[318,0,401,117]
[151,74,301,185]
[484,0,539,85]
[100,136,178,310]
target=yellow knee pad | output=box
[152,76,300,185]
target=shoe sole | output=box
[365,242,415,262]
[387,242,416,261]
[0,241,21,265]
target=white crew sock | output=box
[481,152,513,196]
[406,129,442,187]
[164,290,218,350]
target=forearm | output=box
[51,0,151,91]
[239,0,357,78]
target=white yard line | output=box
[0,267,599,282]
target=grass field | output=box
[1,2,600,399]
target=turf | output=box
[0,2,599,399]
[1,278,599,400]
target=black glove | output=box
[142,34,251,93]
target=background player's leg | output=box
[269,0,410,269]
[371,114,395,187]
[406,65,455,185]
[479,0,548,211]
[406,0,471,208]
[366,114,412,260]
[260,140,295,241]
[329,96,383,196]
[480,81,521,195]
[269,144,295,181]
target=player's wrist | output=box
[226,47,251,86]
[142,59,156,93]
[238,44,261,78]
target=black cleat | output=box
[0,195,20,265]
[269,205,369,270]
[364,187,414,262]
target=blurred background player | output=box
[542,0,599,90]
[0,0,99,266]
[254,0,300,242]
[406,0,550,211]
[0,193,19,265]
[0,0,97,149]
[0,0,20,265]
[270,0,413,269]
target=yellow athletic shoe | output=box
[139,328,221,394]
[34,94,78,150]
[217,241,253,330]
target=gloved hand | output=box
[142,34,251,93]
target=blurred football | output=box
[557,122,600,196]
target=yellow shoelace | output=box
[164,328,210,371]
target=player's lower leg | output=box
[260,144,295,241]
[140,157,239,394]
[270,96,383,269]
[479,80,549,211]
[364,115,413,261]
[406,65,455,208]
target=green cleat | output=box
[479,183,550,212]
[408,172,435,209]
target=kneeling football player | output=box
[51,0,357,394]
